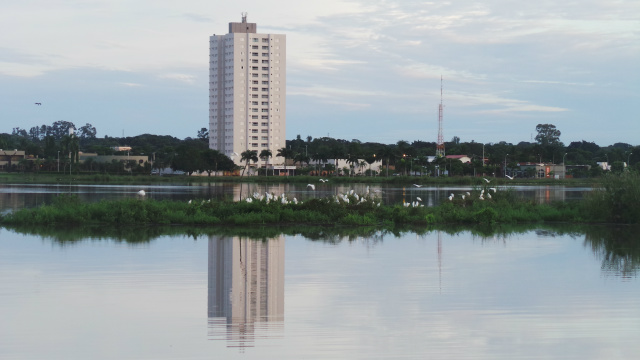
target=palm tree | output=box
[378,145,395,177]
[277,147,294,166]
[259,149,272,176]
[240,150,258,176]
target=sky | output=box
[1,0,638,147]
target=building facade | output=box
[209,15,286,166]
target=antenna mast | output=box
[436,76,445,157]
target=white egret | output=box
[505,175,514,180]
[413,184,422,187]
[137,190,146,196]
[416,197,422,202]
[307,184,315,190]
[483,178,491,183]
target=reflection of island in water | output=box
[207,236,285,348]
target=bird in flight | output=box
[307,184,315,190]
[34,102,42,105]
[483,178,491,183]
[413,184,422,187]
[505,175,514,180]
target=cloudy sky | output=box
[1,0,638,146]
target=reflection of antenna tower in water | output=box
[436,76,445,157]
[437,231,442,292]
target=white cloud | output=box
[157,73,196,84]
[120,82,143,87]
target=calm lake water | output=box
[0,182,591,213]
[1,225,638,360]
[1,185,636,359]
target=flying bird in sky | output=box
[34,102,41,105]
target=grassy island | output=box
[1,173,638,227]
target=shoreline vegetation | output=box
[1,173,638,227]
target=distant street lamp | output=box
[57,151,60,172]
[563,153,568,179]
[628,152,633,169]
[504,154,509,177]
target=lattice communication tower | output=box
[436,76,445,157]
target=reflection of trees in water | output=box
[7,223,639,277]
[583,225,640,278]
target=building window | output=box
[251,115,258,119]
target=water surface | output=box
[0,182,591,213]
[1,226,637,359]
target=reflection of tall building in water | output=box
[208,236,285,348]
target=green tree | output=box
[277,147,294,166]
[259,149,272,176]
[197,128,209,142]
[240,150,258,176]
[535,124,562,147]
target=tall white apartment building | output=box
[209,15,286,166]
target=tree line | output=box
[1,122,638,177]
